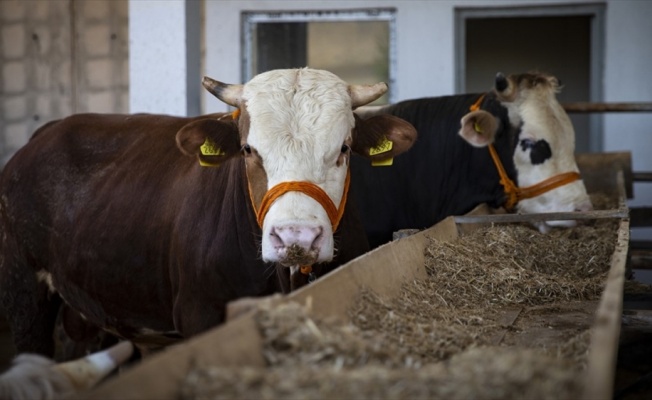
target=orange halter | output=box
[255,169,351,232]
[470,94,581,211]
[252,170,351,279]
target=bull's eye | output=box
[341,144,350,154]
[241,144,252,154]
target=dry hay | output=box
[423,221,617,309]
[181,348,582,400]
[422,192,618,309]
[180,302,587,400]
[180,193,619,399]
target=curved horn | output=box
[350,82,388,109]
[202,76,244,108]
[52,341,134,390]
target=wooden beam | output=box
[633,172,652,182]
[563,102,652,113]
[454,208,628,225]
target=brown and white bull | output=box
[0,68,416,357]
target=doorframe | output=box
[454,4,606,152]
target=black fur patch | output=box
[520,139,552,165]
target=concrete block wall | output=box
[0,0,128,166]
[74,0,128,115]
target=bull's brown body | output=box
[0,112,369,357]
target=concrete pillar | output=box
[128,0,200,116]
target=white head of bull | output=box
[194,68,415,266]
[459,72,593,232]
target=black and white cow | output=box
[351,72,592,248]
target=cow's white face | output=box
[501,74,592,230]
[243,69,354,264]
[183,68,417,267]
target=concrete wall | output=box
[0,0,128,165]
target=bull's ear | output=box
[351,114,417,164]
[176,118,240,166]
[459,110,499,147]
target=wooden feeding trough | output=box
[81,152,631,400]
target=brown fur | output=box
[0,110,414,357]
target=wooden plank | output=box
[633,172,652,182]
[454,208,628,225]
[581,217,630,400]
[563,102,652,113]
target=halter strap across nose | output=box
[470,94,581,211]
[255,168,351,232]
[236,107,351,280]
[252,168,351,279]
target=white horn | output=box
[350,82,388,109]
[52,341,134,390]
[202,76,244,108]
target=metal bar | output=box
[633,172,652,182]
[454,208,628,225]
[563,102,652,113]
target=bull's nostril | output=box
[311,227,324,250]
[270,225,323,252]
[269,228,284,249]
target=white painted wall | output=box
[203,0,652,243]
[129,0,200,116]
[602,1,652,241]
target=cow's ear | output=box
[459,110,499,147]
[176,118,240,165]
[351,114,417,163]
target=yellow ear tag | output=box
[198,138,225,167]
[369,136,394,167]
[372,158,393,167]
[474,122,483,133]
[369,136,393,156]
[200,138,225,156]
